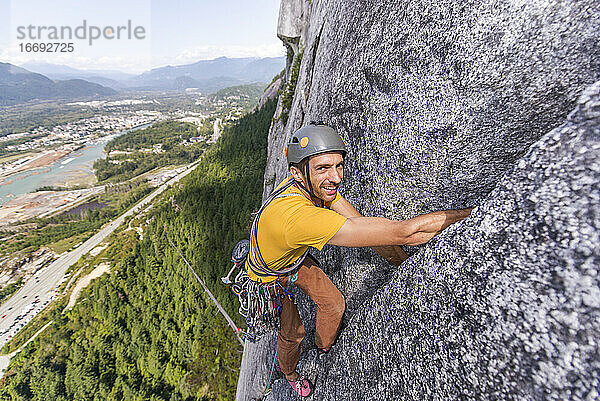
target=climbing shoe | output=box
[317,347,330,355]
[287,374,313,397]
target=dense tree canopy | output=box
[94,121,208,183]
[0,99,277,400]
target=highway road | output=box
[0,160,199,349]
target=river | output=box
[0,124,150,206]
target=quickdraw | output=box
[222,178,309,342]
[222,239,295,342]
[230,267,292,342]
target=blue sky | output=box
[0,0,284,73]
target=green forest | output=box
[105,121,199,152]
[206,84,265,109]
[94,121,208,183]
[0,98,277,401]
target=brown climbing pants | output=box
[276,256,345,376]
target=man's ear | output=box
[289,165,304,183]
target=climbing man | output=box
[245,124,472,397]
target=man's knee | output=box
[333,291,346,317]
[321,287,345,318]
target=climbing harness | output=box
[222,177,309,342]
[247,177,309,279]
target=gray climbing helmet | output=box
[286,125,347,165]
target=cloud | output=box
[172,43,286,65]
[0,43,152,73]
[1,53,151,74]
[0,42,286,74]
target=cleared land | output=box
[64,262,110,310]
[0,187,104,226]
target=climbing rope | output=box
[167,236,244,346]
[263,348,278,397]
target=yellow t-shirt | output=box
[246,177,347,282]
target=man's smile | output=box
[321,184,338,196]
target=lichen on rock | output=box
[237,1,600,400]
[303,81,600,400]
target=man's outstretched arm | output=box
[330,197,472,248]
[331,197,409,265]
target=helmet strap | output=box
[294,179,311,197]
[300,160,324,207]
[291,159,323,207]
[304,162,314,196]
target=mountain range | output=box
[19,62,134,89]
[21,57,285,91]
[126,56,285,89]
[0,57,285,106]
[0,62,117,106]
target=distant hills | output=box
[0,63,117,106]
[0,56,285,106]
[21,56,286,92]
[127,56,285,90]
[20,62,134,90]
[207,82,266,102]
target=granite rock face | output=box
[236,1,600,400]
[252,77,283,113]
[276,0,308,54]
[263,0,600,205]
[294,82,599,400]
